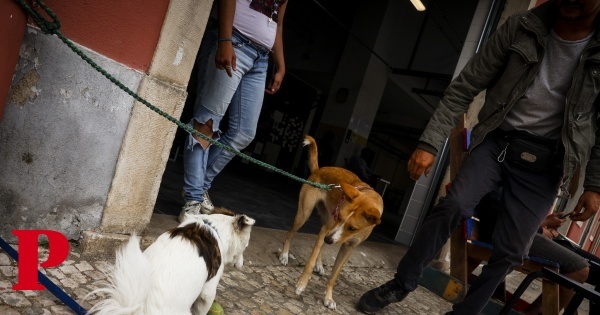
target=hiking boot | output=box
[200,191,214,214]
[178,201,203,223]
[358,279,407,314]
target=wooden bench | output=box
[499,266,600,315]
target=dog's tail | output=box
[86,234,152,315]
[303,135,319,172]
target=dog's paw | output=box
[313,263,325,276]
[278,252,289,266]
[323,298,337,310]
[295,280,307,295]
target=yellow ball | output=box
[207,302,224,315]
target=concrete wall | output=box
[0,30,143,240]
[0,0,212,247]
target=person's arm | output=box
[571,190,600,221]
[408,15,519,180]
[418,15,519,154]
[541,227,560,239]
[265,1,287,95]
[216,0,237,77]
[574,115,600,221]
[542,213,566,230]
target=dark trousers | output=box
[394,135,563,315]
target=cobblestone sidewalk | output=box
[0,247,452,315]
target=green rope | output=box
[13,0,331,190]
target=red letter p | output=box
[12,230,69,290]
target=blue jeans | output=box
[183,28,269,202]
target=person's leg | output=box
[201,44,268,192]
[182,31,245,207]
[453,162,562,315]
[358,136,505,314]
[525,234,590,314]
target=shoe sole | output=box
[357,305,377,315]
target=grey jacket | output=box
[420,2,600,195]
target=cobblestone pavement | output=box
[0,248,452,315]
[0,222,591,315]
[0,220,457,315]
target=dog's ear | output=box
[340,183,360,201]
[363,210,381,225]
[234,214,256,231]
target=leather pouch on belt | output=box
[504,137,559,172]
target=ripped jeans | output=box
[183,27,269,203]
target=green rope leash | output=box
[14,0,331,190]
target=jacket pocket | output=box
[509,42,538,64]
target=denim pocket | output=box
[231,34,244,48]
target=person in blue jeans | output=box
[180,0,288,222]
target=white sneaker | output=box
[200,191,214,214]
[179,201,203,223]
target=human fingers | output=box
[408,149,433,180]
[572,190,600,221]
[410,164,424,181]
[407,152,418,179]
[215,45,235,77]
[231,53,237,72]
[571,206,598,221]
[424,165,433,177]
[266,78,281,95]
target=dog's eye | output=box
[348,226,357,232]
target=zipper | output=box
[469,18,545,153]
[559,52,588,199]
[497,142,509,162]
[469,59,542,153]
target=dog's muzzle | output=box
[324,235,334,244]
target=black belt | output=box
[492,129,562,151]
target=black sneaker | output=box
[358,279,408,314]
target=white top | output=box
[233,0,285,49]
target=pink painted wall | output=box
[42,0,170,71]
[0,0,28,121]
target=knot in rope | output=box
[16,0,61,35]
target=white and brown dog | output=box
[279,135,384,309]
[88,208,255,315]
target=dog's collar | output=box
[332,185,373,221]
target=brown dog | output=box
[279,135,384,309]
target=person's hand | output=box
[541,227,555,239]
[543,213,566,230]
[215,41,236,77]
[407,149,435,181]
[265,69,284,94]
[571,190,600,221]
[542,227,559,239]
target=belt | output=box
[232,28,272,53]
